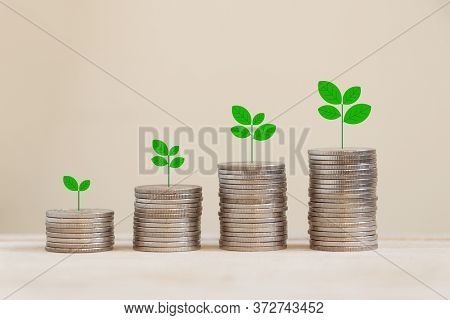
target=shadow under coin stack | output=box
[133,185,202,252]
[45,209,115,253]
[308,148,378,252]
[218,162,288,251]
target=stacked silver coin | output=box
[308,148,378,252]
[45,209,115,253]
[133,184,202,252]
[218,162,288,251]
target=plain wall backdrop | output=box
[0,0,449,237]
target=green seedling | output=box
[317,81,372,148]
[63,176,91,210]
[230,105,277,162]
[151,139,185,188]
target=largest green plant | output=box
[317,81,372,148]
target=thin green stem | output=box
[250,124,254,163]
[167,155,170,188]
[77,190,80,211]
[341,103,344,149]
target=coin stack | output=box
[218,162,288,251]
[45,209,115,253]
[308,148,378,252]
[133,185,202,252]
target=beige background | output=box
[0,0,449,237]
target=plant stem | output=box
[77,190,80,211]
[341,103,344,149]
[250,124,254,163]
[167,155,170,188]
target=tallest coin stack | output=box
[308,148,378,252]
[218,162,288,251]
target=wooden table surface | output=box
[1,235,449,300]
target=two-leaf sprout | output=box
[151,139,185,188]
[230,105,277,162]
[63,176,90,210]
[317,81,372,148]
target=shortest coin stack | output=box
[45,209,115,253]
[308,148,378,252]
[133,185,202,252]
[218,162,288,252]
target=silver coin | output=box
[135,184,201,194]
[309,192,377,199]
[220,207,287,214]
[219,240,286,247]
[46,236,114,244]
[310,235,378,242]
[134,236,199,242]
[218,162,285,170]
[219,193,287,200]
[134,207,201,214]
[309,199,377,206]
[310,239,378,247]
[135,192,202,200]
[135,198,202,204]
[46,231,114,239]
[310,170,377,177]
[219,178,286,185]
[219,188,286,195]
[220,226,286,233]
[46,209,114,219]
[310,244,378,252]
[133,228,200,237]
[309,184,377,191]
[133,245,200,252]
[218,169,285,175]
[46,227,113,234]
[133,215,200,223]
[219,198,287,205]
[45,222,114,229]
[309,155,376,162]
[308,148,376,156]
[308,216,376,223]
[46,242,113,249]
[45,247,113,254]
[221,231,287,237]
[309,226,377,233]
[133,220,199,228]
[134,212,201,219]
[135,202,201,209]
[219,213,286,219]
[309,159,377,166]
[310,179,377,186]
[219,217,286,224]
[309,212,376,219]
[309,164,377,170]
[220,203,287,209]
[218,183,287,190]
[309,174,377,180]
[308,230,377,238]
[309,206,377,213]
[309,202,377,209]
[133,225,200,232]
[133,217,200,224]
[218,173,286,180]
[309,221,376,228]
[309,187,376,194]
[45,217,114,224]
[133,240,200,248]
[220,221,287,228]
[220,245,287,252]
[220,235,287,242]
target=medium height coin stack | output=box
[45,209,115,253]
[308,148,378,252]
[133,185,202,252]
[218,162,288,251]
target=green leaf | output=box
[344,104,372,124]
[151,155,168,166]
[318,105,341,120]
[152,139,169,156]
[169,146,179,156]
[169,157,185,168]
[231,125,251,138]
[253,123,276,141]
[343,86,361,105]
[79,180,91,192]
[232,105,251,125]
[63,176,78,191]
[252,113,265,125]
[318,81,342,104]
